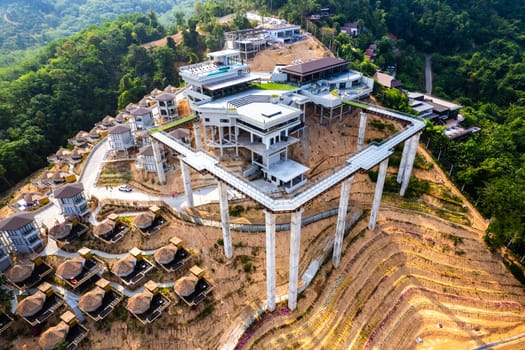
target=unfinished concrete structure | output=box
[152,50,425,311]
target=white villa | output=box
[108,124,134,152]
[154,92,178,121]
[129,106,155,130]
[136,144,167,173]
[265,24,301,43]
[53,183,90,219]
[0,212,43,254]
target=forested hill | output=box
[0,0,195,57]
[0,12,191,192]
[272,0,524,254]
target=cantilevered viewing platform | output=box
[151,103,425,212]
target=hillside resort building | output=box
[53,183,90,220]
[0,212,43,254]
[179,49,374,192]
[150,49,425,312]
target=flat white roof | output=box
[201,89,297,109]
[266,159,309,182]
[203,75,259,91]
[266,24,301,31]
[409,100,433,113]
[408,92,462,111]
[237,102,300,129]
[207,49,241,58]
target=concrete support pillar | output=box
[193,121,202,151]
[179,158,194,208]
[369,158,389,231]
[339,104,344,122]
[400,132,421,196]
[202,125,208,149]
[288,208,303,311]
[235,126,239,157]
[218,181,233,259]
[357,112,367,151]
[218,126,224,157]
[397,137,412,184]
[265,210,276,311]
[151,140,166,184]
[333,177,353,268]
[320,106,324,124]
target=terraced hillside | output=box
[244,209,525,350]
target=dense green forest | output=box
[0,0,195,59]
[0,0,524,257]
[275,0,525,256]
[0,11,196,192]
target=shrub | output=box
[230,205,244,217]
[506,262,525,285]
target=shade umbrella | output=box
[173,275,198,297]
[7,262,35,283]
[49,222,73,240]
[38,321,69,350]
[154,244,177,265]
[56,256,85,279]
[111,256,137,277]
[93,219,115,237]
[16,291,46,317]
[78,287,105,312]
[127,290,153,315]
[132,212,155,230]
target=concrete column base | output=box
[288,208,304,311]
[333,177,352,267]
[265,210,276,311]
[218,181,233,259]
[369,158,389,230]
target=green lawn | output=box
[342,100,370,110]
[149,114,197,134]
[251,82,297,91]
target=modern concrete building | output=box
[265,24,301,43]
[181,50,310,190]
[275,57,374,125]
[129,106,155,130]
[154,92,178,121]
[53,182,90,219]
[180,49,259,105]
[136,143,167,174]
[234,102,308,192]
[0,212,43,254]
[108,124,134,152]
[341,22,360,37]
[224,28,268,61]
[407,92,462,121]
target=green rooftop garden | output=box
[251,82,297,91]
[149,114,197,134]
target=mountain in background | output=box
[0,0,194,56]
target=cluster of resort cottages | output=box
[0,47,461,349]
[0,201,213,349]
